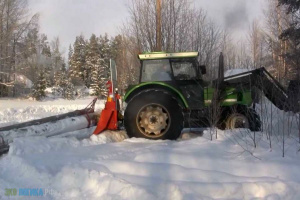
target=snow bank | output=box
[8,130,128,156]
[88,130,128,144]
[2,130,300,199]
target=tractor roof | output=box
[138,52,199,60]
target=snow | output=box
[45,86,91,99]
[0,97,300,199]
[225,68,250,77]
[1,115,96,144]
[0,98,104,127]
[14,73,33,88]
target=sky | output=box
[195,0,266,39]
[28,0,266,56]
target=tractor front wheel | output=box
[124,90,184,140]
[225,113,250,129]
[223,107,261,131]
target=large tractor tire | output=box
[124,89,184,140]
[223,106,261,131]
[225,113,250,129]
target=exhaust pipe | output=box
[218,52,224,85]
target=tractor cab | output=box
[138,52,206,109]
[139,52,204,83]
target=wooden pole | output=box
[156,0,162,51]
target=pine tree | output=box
[52,37,64,72]
[69,35,87,86]
[40,34,51,58]
[39,34,52,87]
[53,64,66,97]
[84,34,99,88]
[32,71,47,100]
[98,34,111,97]
[85,34,101,96]
[63,76,75,100]
[52,66,74,100]
[68,44,73,67]
[110,35,122,60]
[44,66,52,87]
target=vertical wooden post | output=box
[156,0,162,51]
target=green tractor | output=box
[123,52,300,140]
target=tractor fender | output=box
[124,82,189,108]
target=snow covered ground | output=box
[0,97,300,200]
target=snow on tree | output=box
[57,72,75,100]
[63,76,75,100]
[32,71,47,101]
[51,37,64,72]
[52,64,66,97]
[68,44,73,67]
[69,35,87,86]
[40,34,53,87]
[46,37,65,87]
[98,34,111,97]
[86,34,102,96]
[40,34,52,58]
[67,33,120,97]
[52,64,74,100]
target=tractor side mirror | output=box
[200,65,206,75]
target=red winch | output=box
[93,80,121,135]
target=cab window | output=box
[141,59,172,82]
[171,60,198,80]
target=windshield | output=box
[171,59,199,80]
[141,59,172,82]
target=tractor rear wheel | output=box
[124,90,184,140]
